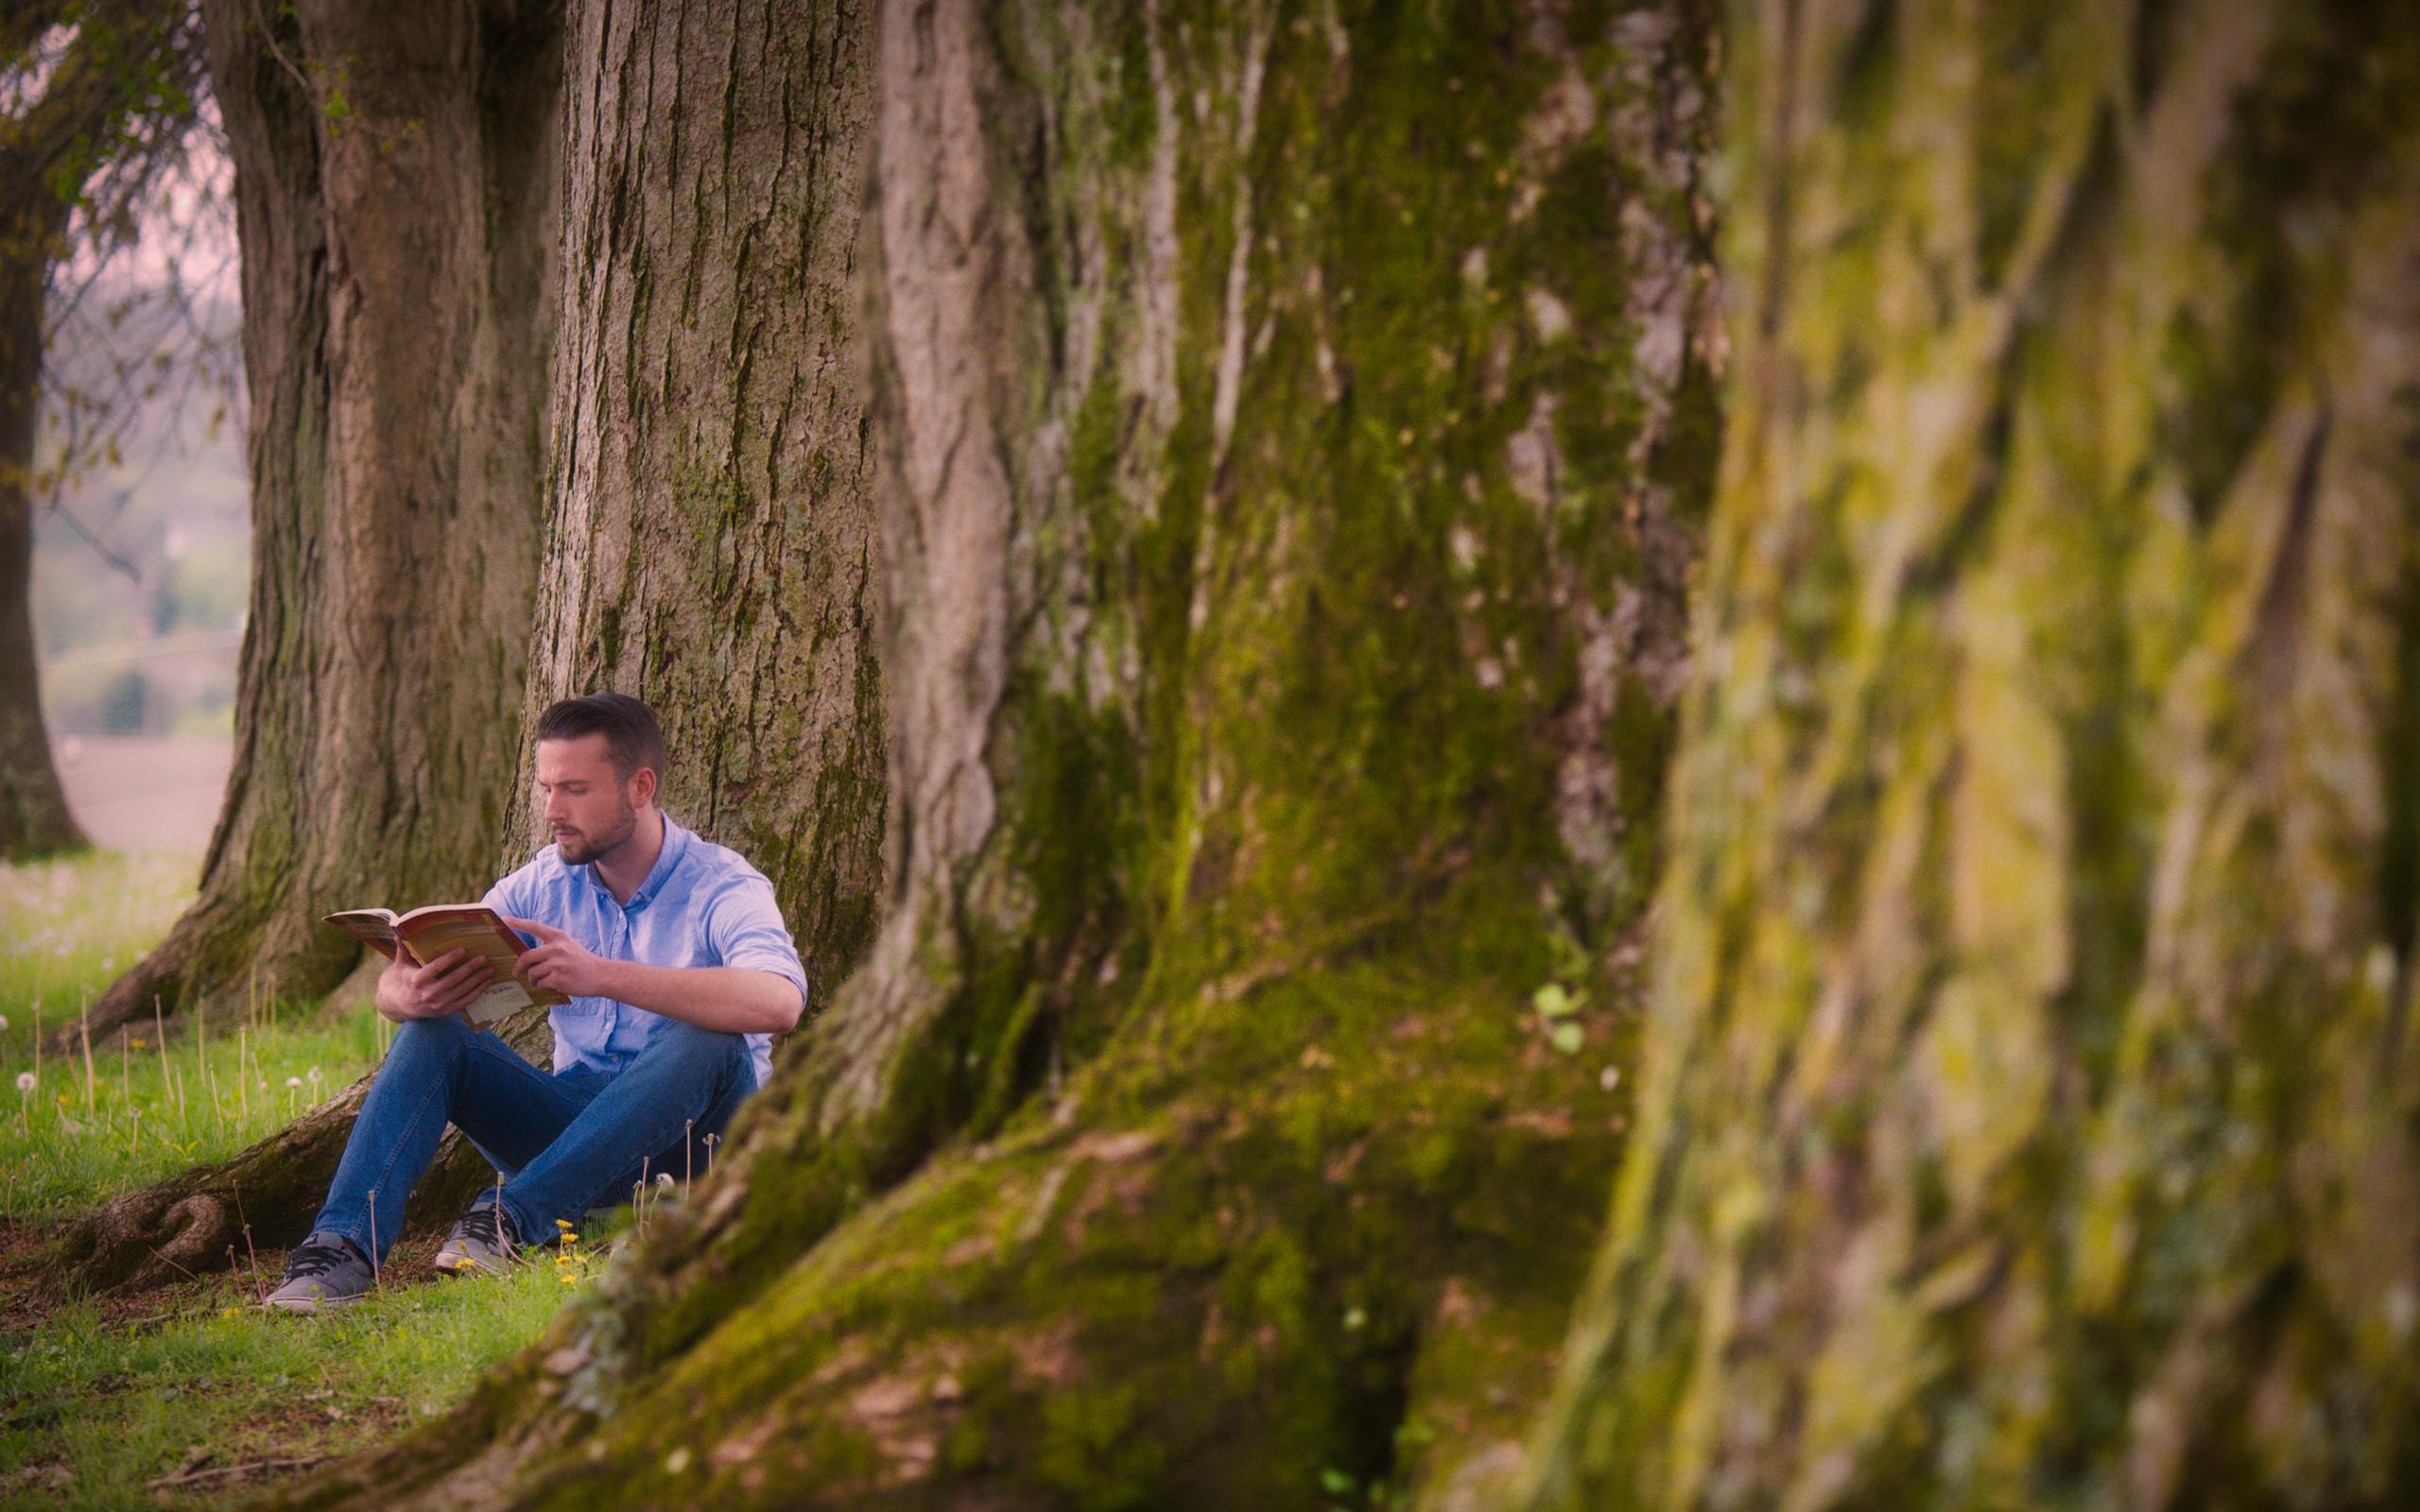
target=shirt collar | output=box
[578,815,692,909]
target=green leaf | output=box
[1531,984,1575,1019]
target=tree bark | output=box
[272,1,1716,1508]
[511,0,888,1006]
[0,189,83,860]
[74,0,562,1045]
[1520,1,2420,1508]
[51,0,897,1295]
[0,0,204,861]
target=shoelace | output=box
[283,1237,356,1280]
[457,1202,517,1259]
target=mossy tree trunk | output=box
[510,0,887,1005]
[1520,1,2420,1507]
[75,0,562,1045]
[53,0,895,1293]
[273,1,1716,1508]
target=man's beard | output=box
[554,797,639,866]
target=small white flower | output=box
[285,1076,302,1088]
[14,1072,34,1094]
[655,1173,676,1192]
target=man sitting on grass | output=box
[265,693,806,1313]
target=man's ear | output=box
[629,765,660,809]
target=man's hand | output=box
[502,917,618,999]
[374,947,494,1023]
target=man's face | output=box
[534,734,648,865]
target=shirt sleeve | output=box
[480,858,543,943]
[704,872,809,1011]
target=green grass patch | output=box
[0,852,389,1223]
[0,850,608,1507]
[1,1237,609,1508]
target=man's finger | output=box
[500,915,565,942]
[418,946,468,972]
[432,954,494,989]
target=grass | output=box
[0,1249,599,1509]
[0,850,610,1509]
[0,852,389,1222]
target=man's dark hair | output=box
[535,693,667,782]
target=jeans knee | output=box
[387,1013,471,1067]
[643,1022,750,1083]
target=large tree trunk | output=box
[74,0,562,1045]
[49,0,895,1294]
[1520,1,2420,1508]
[0,0,203,861]
[0,190,83,860]
[274,1,1716,1508]
[512,0,888,1002]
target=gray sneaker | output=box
[262,1232,373,1313]
[433,1196,525,1277]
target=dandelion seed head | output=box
[13,1073,32,1094]
[285,1076,302,1088]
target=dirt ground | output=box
[50,736,233,854]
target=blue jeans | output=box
[311,1014,759,1261]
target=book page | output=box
[322,908,403,960]
[392,909,570,1020]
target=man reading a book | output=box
[266,693,807,1312]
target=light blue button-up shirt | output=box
[480,817,804,1088]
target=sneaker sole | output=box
[433,1251,507,1277]
[260,1291,365,1314]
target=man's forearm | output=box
[593,960,804,1035]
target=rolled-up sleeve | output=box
[705,874,808,1012]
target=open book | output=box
[322,904,569,1026]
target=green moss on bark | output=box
[268,2,1714,1508]
[1521,3,2420,1507]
